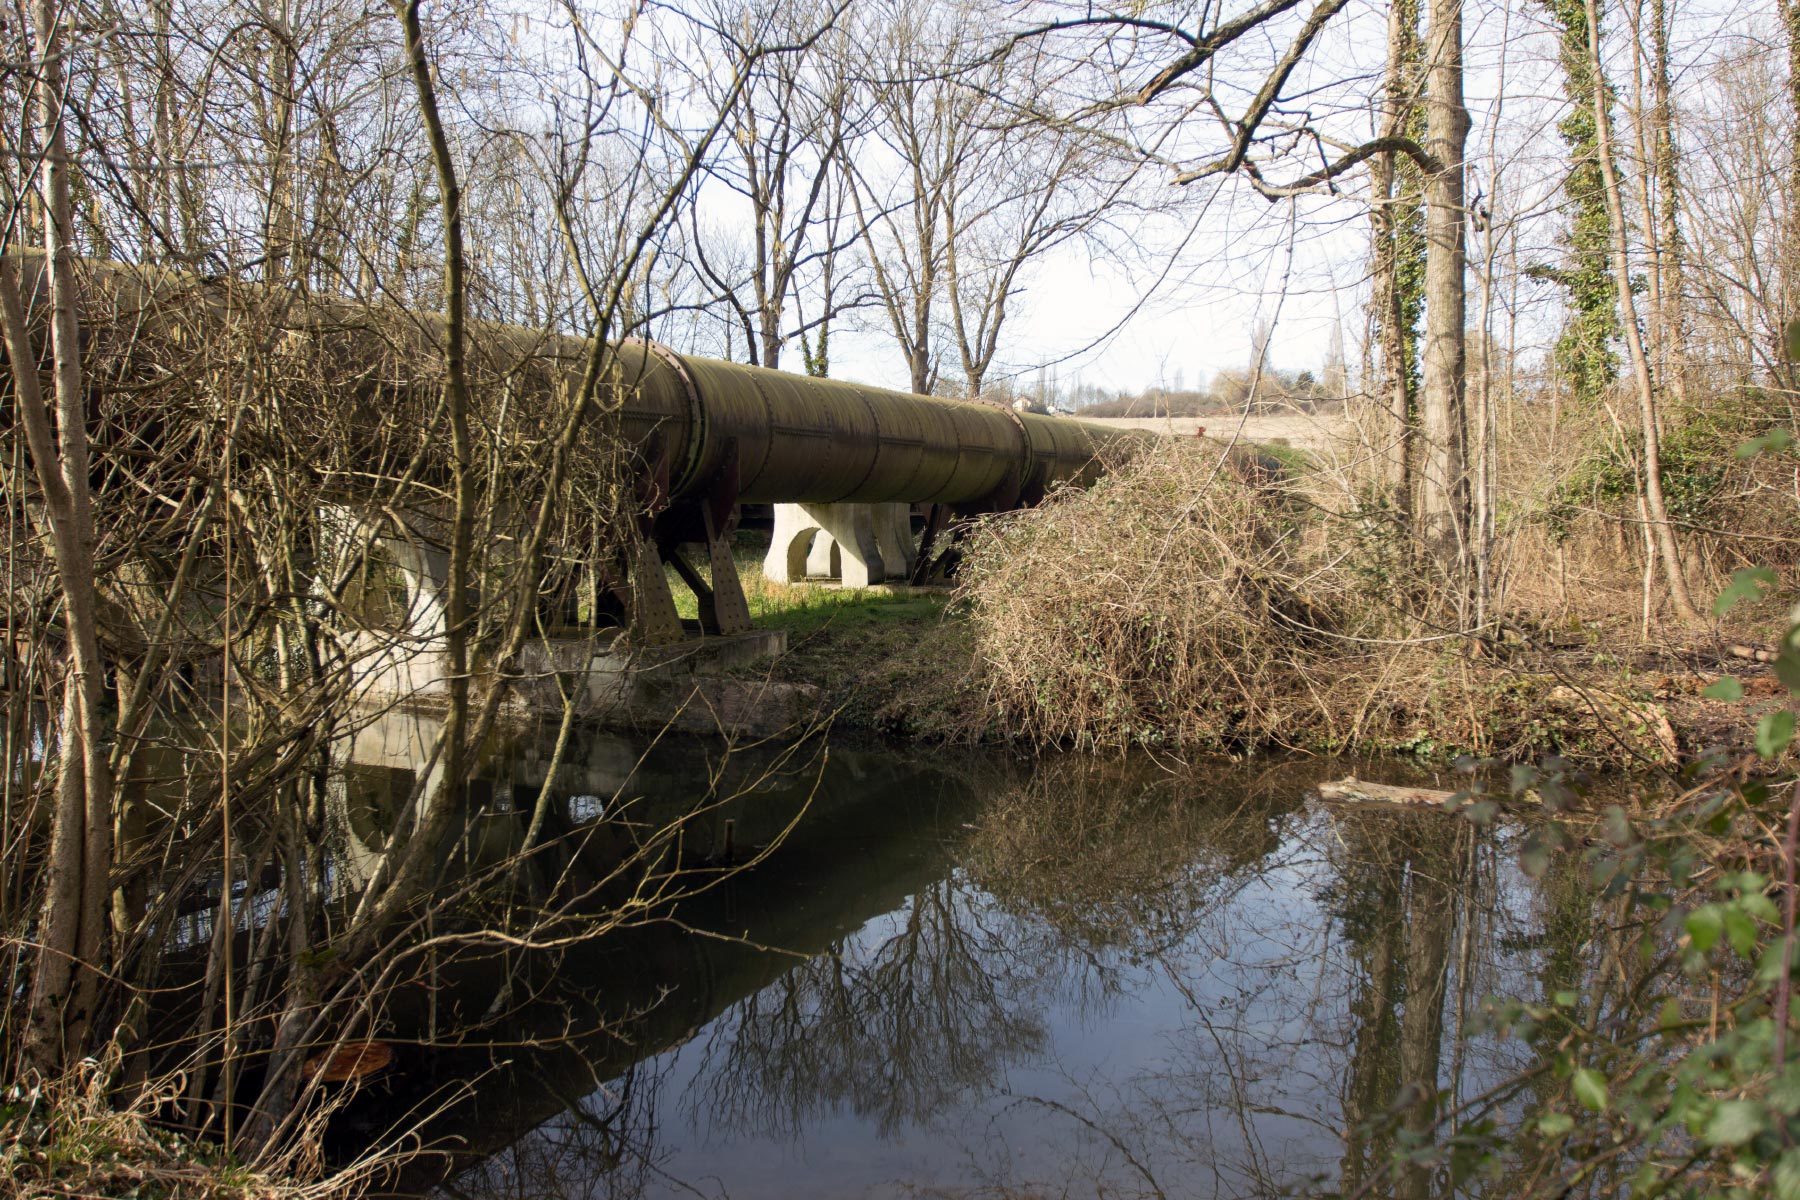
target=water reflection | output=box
[415,752,1591,1200]
[688,876,1048,1143]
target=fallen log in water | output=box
[1315,777,1464,808]
[1316,777,1553,811]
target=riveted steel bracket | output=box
[627,538,684,646]
[702,501,752,635]
[622,430,690,644]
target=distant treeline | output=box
[1070,366,1344,418]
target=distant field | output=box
[1079,412,1351,453]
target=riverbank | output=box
[3,1068,367,1200]
[717,562,1789,769]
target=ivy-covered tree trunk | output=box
[1538,0,1619,410]
[1782,0,1800,331]
[1368,0,1425,520]
[1644,0,1688,407]
[1419,0,1471,578]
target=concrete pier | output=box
[765,502,915,586]
[325,505,807,735]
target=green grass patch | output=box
[665,535,949,637]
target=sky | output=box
[809,173,1372,399]
[796,0,1775,401]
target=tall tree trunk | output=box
[1368,0,1423,517]
[1418,0,1471,580]
[909,331,931,396]
[1645,0,1688,406]
[5,0,114,1073]
[342,0,477,939]
[1784,0,1800,325]
[1583,0,1701,625]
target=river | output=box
[313,711,1599,1199]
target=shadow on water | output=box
[283,715,1603,1200]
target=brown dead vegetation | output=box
[955,435,1796,765]
[2,1063,384,1200]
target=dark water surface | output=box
[333,715,1585,1199]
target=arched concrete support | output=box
[383,536,451,639]
[874,503,917,579]
[805,530,839,578]
[764,504,823,584]
[316,505,461,703]
[317,505,455,641]
[765,503,889,586]
[825,504,885,586]
[830,503,916,586]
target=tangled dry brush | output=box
[956,438,1696,761]
[958,439,1379,750]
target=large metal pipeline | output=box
[5,254,1142,640]
[596,342,1143,640]
[604,340,1135,511]
[1,253,1132,514]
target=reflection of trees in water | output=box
[431,753,1608,1200]
[947,773,1580,1200]
[962,755,1308,958]
[688,877,1047,1141]
[439,1060,682,1200]
[678,755,1311,1148]
[1326,811,1467,1200]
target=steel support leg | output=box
[628,540,684,646]
[702,507,752,634]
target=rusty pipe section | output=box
[604,340,1135,509]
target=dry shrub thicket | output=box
[961,438,1394,752]
[2,1058,381,1200]
[958,417,1797,758]
[1491,389,1800,620]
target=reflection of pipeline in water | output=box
[345,734,1009,1189]
[141,710,994,1092]
[328,708,859,897]
[384,757,1352,1190]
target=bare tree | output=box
[845,0,983,395]
[1581,0,1700,624]
[940,50,1142,399]
[687,0,864,370]
[1006,0,1473,575]
[3,0,114,1076]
